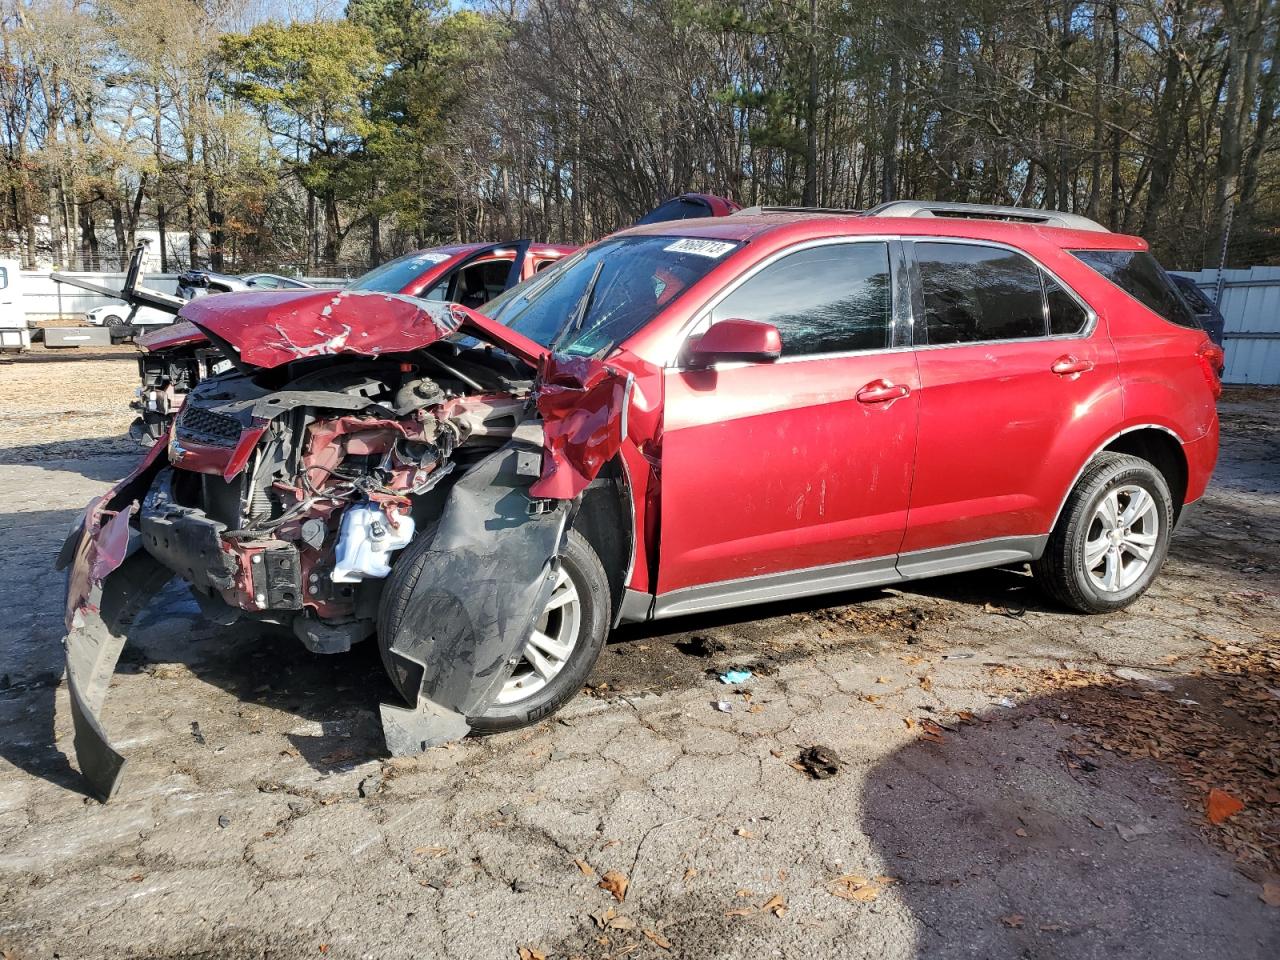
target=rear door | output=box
[656,239,920,607]
[900,240,1119,565]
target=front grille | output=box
[176,405,243,446]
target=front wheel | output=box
[377,527,610,734]
[1033,452,1174,613]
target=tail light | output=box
[1196,341,1224,399]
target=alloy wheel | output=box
[494,564,581,705]
[1083,484,1161,594]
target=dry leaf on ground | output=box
[573,858,595,877]
[517,948,547,960]
[762,893,787,917]
[643,928,673,949]
[1206,788,1246,825]
[598,869,629,902]
[999,914,1025,928]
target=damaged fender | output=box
[380,427,572,753]
[57,444,173,800]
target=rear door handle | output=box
[856,379,910,404]
[1051,355,1094,376]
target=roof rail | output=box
[865,201,1110,233]
[732,205,863,217]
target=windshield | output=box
[347,249,454,294]
[482,235,741,356]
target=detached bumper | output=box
[57,445,171,800]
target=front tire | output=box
[377,527,610,734]
[1033,452,1174,613]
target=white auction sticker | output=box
[663,238,736,259]
[411,252,451,265]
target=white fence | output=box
[1174,267,1280,386]
[19,271,348,323]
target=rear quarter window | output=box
[1071,250,1199,329]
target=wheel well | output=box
[1103,429,1188,520]
[572,457,633,620]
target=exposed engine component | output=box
[143,361,527,627]
[332,501,415,582]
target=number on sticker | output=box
[664,239,736,259]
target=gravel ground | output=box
[0,359,1276,960]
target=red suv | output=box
[61,201,1221,799]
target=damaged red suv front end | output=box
[58,287,627,800]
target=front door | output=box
[656,239,920,611]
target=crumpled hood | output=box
[177,288,547,368]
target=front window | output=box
[484,235,741,357]
[348,249,453,294]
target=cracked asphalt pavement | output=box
[0,358,1277,959]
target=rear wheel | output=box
[103,314,127,327]
[1033,452,1173,613]
[377,527,610,733]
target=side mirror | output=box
[686,318,782,367]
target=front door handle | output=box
[1051,355,1094,376]
[856,379,910,404]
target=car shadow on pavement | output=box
[859,679,1278,959]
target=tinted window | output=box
[916,243,1046,344]
[485,235,740,357]
[1045,274,1088,335]
[710,243,892,355]
[1072,249,1198,329]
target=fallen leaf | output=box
[682,867,698,882]
[903,717,916,730]
[127,873,144,882]
[643,928,672,949]
[600,838,621,850]
[1014,828,1028,838]
[1086,815,1106,829]
[591,906,616,928]
[748,704,765,713]
[828,875,879,902]
[413,845,448,858]
[725,906,755,917]
[517,948,547,960]
[574,858,595,877]
[762,893,787,917]
[734,827,756,839]
[1261,882,1280,907]
[606,915,636,931]
[876,676,892,684]
[598,869,629,902]
[919,676,934,692]
[319,746,360,765]
[1206,788,1246,825]
[999,913,1025,928]
[318,947,330,955]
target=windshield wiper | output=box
[551,260,605,353]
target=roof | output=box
[617,209,1147,251]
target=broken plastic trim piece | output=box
[63,549,172,801]
[380,433,571,753]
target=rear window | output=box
[1071,250,1199,329]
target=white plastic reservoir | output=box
[331,501,415,582]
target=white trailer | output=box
[0,258,30,352]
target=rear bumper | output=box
[1183,416,1220,505]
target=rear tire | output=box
[377,526,610,734]
[1033,452,1173,613]
[103,314,127,328]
